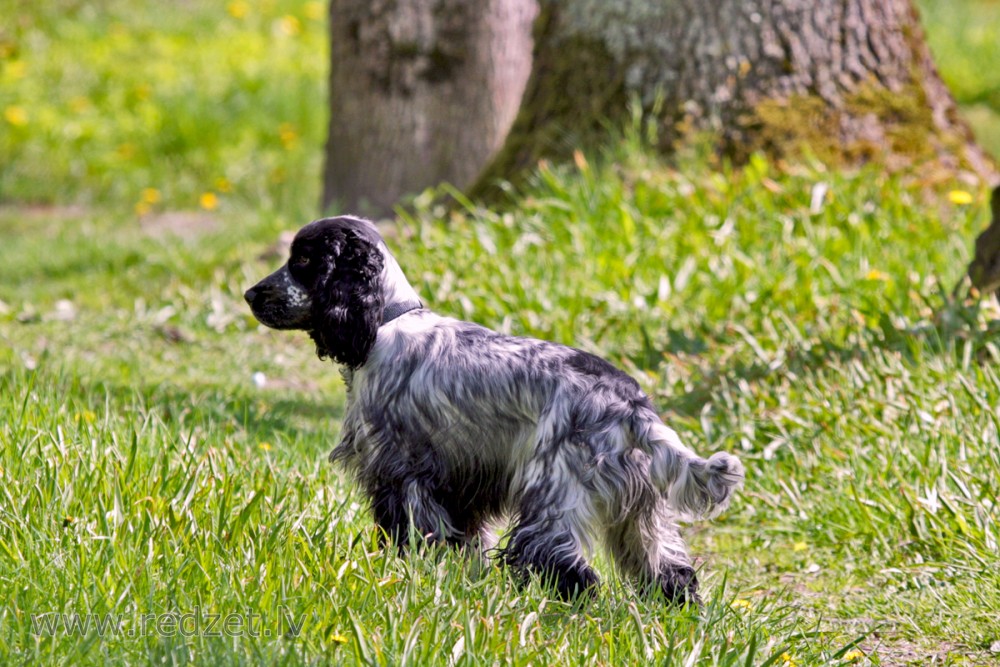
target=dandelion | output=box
[865,269,889,281]
[792,541,808,552]
[69,96,91,113]
[4,60,27,80]
[730,598,753,610]
[277,15,302,37]
[199,192,219,210]
[947,190,973,205]
[330,634,348,644]
[75,410,96,424]
[227,0,249,19]
[279,122,299,149]
[259,442,272,451]
[116,143,137,159]
[780,652,798,667]
[304,1,324,20]
[842,649,865,662]
[4,105,28,127]
[141,187,161,204]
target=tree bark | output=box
[969,186,1000,296]
[323,0,537,218]
[471,0,996,199]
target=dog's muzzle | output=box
[245,264,313,330]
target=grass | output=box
[3,0,1000,665]
[918,0,1000,157]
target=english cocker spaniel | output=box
[245,216,744,602]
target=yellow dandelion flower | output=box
[842,649,865,662]
[780,653,798,667]
[69,96,91,113]
[75,410,96,424]
[792,541,808,552]
[277,15,302,37]
[141,187,161,204]
[865,269,889,281]
[730,598,753,610]
[304,1,324,20]
[4,105,28,127]
[116,143,137,159]
[199,192,219,210]
[259,442,272,451]
[947,190,973,205]
[4,60,27,80]
[227,0,249,19]
[215,177,232,193]
[330,633,348,644]
[279,122,299,149]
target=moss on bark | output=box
[469,0,996,205]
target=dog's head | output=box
[245,216,388,368]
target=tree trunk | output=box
[969,186,1000,296]
[323,0,537,218]
[471,0,996,199]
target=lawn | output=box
[2,1,1000,665]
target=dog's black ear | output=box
[309,229,384,367]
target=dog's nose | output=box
[244,287,258,305]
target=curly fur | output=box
[245,215,744,602]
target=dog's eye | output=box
[293,256,310,267]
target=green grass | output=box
[3,0,1000,665]
[918,0,1000,158]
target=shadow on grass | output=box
[1,368,345,456]
[652,298,1000,418]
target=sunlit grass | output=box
[2,152,999,664]
[2,0,1000,664]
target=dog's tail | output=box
[632,417,744,520]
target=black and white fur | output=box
[245,216,744,602]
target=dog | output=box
[245,216,744,602]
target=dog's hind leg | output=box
[605,498,699,605]
[500,457,601,599]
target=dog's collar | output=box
[381,300,423,326]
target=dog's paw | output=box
[551,563,601,601]
[656,564,700,606]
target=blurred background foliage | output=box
[0,0,327,216]
[0,0,998,218]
